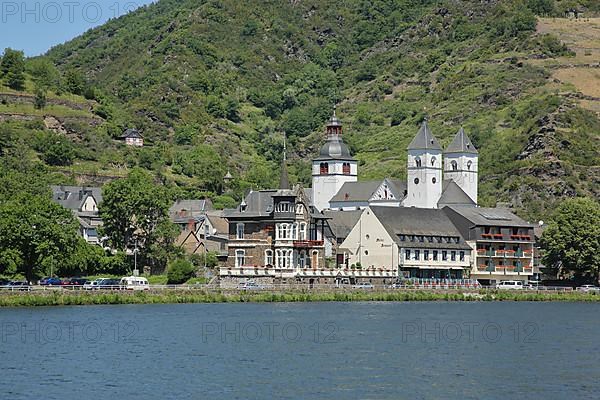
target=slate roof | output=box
[445,206,534,228]
[323,209,362,241]
[169,199,213,218]
[314,135,355,161]
[330,179,407,203]
[445,127,478,154]
[407,120,442,151]
[51,185,102,212]
[370,206,471,250]
[205,211,229,235]
[122,128,142,139]
[437,180,475,208]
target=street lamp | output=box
[133,239,139,276]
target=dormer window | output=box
[467,160,473,170]
[431,156,436,166]
[276,202,291,212]
[415,157,422,168]
[451,160,458,171]
[295,204,304,215]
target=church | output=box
[312,110,479,211]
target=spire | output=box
[326,105,342,135]
[407,119,442,151]
[280,132,290,190]
[445,127,478,154]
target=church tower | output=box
[444,127,478,204]
[312,108,357,211]
[405,120,443,209]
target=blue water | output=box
[1,302,599,399]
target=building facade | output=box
[51,185,103,245]
[444,206,535,284]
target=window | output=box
[343,162,351,175]
[442,251,448,261]
[265,250,273,266]
[296,204,304,215]
[299,223,307,240]
[236,223,244,239]
[235,250,245,267]
[433,250,438,261]
[414,178,420,185]
[291,223,298,240]
[467,160,472,170]
[365,250,369,256]
[276,249,293,268]
[414,250,420,260]
[418,236,424,242]
[451,160,458,171]
[432,177,436,184]
[424,250,429,260]
[320,163,329,175]
[415,157,422,168]
[451,251,456,261]
[312,250,319,268]
[277,223,291,240]
[399,235,406,241]
[405,250,411,260]
[276,202,290,212]
[299,251,307,268]
[427,236,434,243]
[459,251,465,262]
[431,156,436,166]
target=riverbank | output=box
[1,289,599,307]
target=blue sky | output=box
[1,0,156,56]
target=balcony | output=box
[510,234,532,241]
[480,233,504,240]
[293,240,324,248]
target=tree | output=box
[63,68,85,95]
[1,48,25,90]
[34,87,47,109]
[166,258,195,284]
[39,134,75,166]
[100,169,176,272]
[0,194,80,281]
[541,198,600,283]
[28,58,59,91]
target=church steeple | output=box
[280,132,290,190]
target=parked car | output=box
[577,285,600,294]
[352,282,374,289]
[40,277,62,286]
[83,280,102,290]
[496,280,524,290]
[61,278,89,289]
[97,278,122,290]
[5,281,32,291]
[120,276,150,291]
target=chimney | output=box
[187,219,196,232]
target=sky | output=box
[0,0,156,56]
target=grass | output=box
[0,290,599,307]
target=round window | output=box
[432,177,437,184]
[365,234,370,240]
[414,178,419,185]
[364,250,369,255]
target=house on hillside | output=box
[121,128,144,147]
[51,185,103,245]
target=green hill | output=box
[2,0,599,220]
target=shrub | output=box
[167,258,195,284]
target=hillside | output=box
[2,0,599,220]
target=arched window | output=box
[342,162,351,175]
[236,223,244,239]
[415,157,422,168]
[299,251,307,268]
[265,250,273,266]
[431,156,437,166]
[311,250,319,268]
[299,222,307,240]
[277,223,291,240]
[451,160,458,171]
[320,163,329,175]
[467,160,473,170]
[291,223,298,240]
[235,250,245,267]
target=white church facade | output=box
[312,113,478,212]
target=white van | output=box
[120,276,150,291]
[496,280,524,290]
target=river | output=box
[1,302,599,399]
